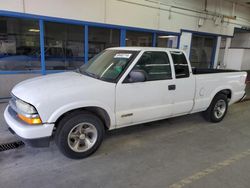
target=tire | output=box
[203,94,228,123]
[55,111,105,159]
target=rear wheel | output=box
[203,94,228,123]
[55,111,104,159]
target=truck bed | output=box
[192,68,240,75]
[191,68,246,113]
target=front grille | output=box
[0,141,25,152]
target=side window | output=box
[132,51,172,81]
[170,51,190,79]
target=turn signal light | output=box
[18,114,42,125]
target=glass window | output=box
[190,34,216,68]
[88,27,120,59]
[126,31,153,46]
[231,28,250,48]
[170,51,190,78]
[0,16,40,71]
[79,50,138,82]
[156,34,178,48]
[132,51,172,81]
[44,22,84,70]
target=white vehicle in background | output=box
[4,47,247,159]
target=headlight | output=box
[16,99,37,114]
[11,97,42,125]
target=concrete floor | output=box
[1,101,250,188]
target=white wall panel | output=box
[241,50,250,70]
[0,0,24,12]
[159,10,198,32]
[106,0,158,29]
[225,49,250,70]
[0,0,250,36]
[225,49,244,70]
[24,0,106,23]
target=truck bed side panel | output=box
[191,72,247,113]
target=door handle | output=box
[168,84,176,90]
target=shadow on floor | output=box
[245,83,250,99]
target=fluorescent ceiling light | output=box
[29,29,40,32]
[158,35,176,39]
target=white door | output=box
[170,51,195,115]
[115,51,175,128]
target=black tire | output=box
[203,93,228,123]
[55,111,104,159]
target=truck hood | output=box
[12,72,110,105]
[11,71,116,123]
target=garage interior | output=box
[1,0,250,187]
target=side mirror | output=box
[127,70,146,83]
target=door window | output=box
[131,51,172,81]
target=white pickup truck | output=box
[4,47,247,159]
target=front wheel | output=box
[55,111,104,159]
[203,94,228,123]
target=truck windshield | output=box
[79,50,139,82]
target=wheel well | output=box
[54,107,111,130]
[217,89,232,100]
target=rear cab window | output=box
[170,51,190,79]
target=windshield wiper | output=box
[81,70,100,79]
[75,68,80,73]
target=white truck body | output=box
[4,47,247,141]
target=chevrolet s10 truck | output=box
[4,47,247,159]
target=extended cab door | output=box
[169,51,195,115]
[115,51,175,128]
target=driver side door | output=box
[115,51,175,128]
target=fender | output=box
[208,85,233,106]
[47,100,116,129]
